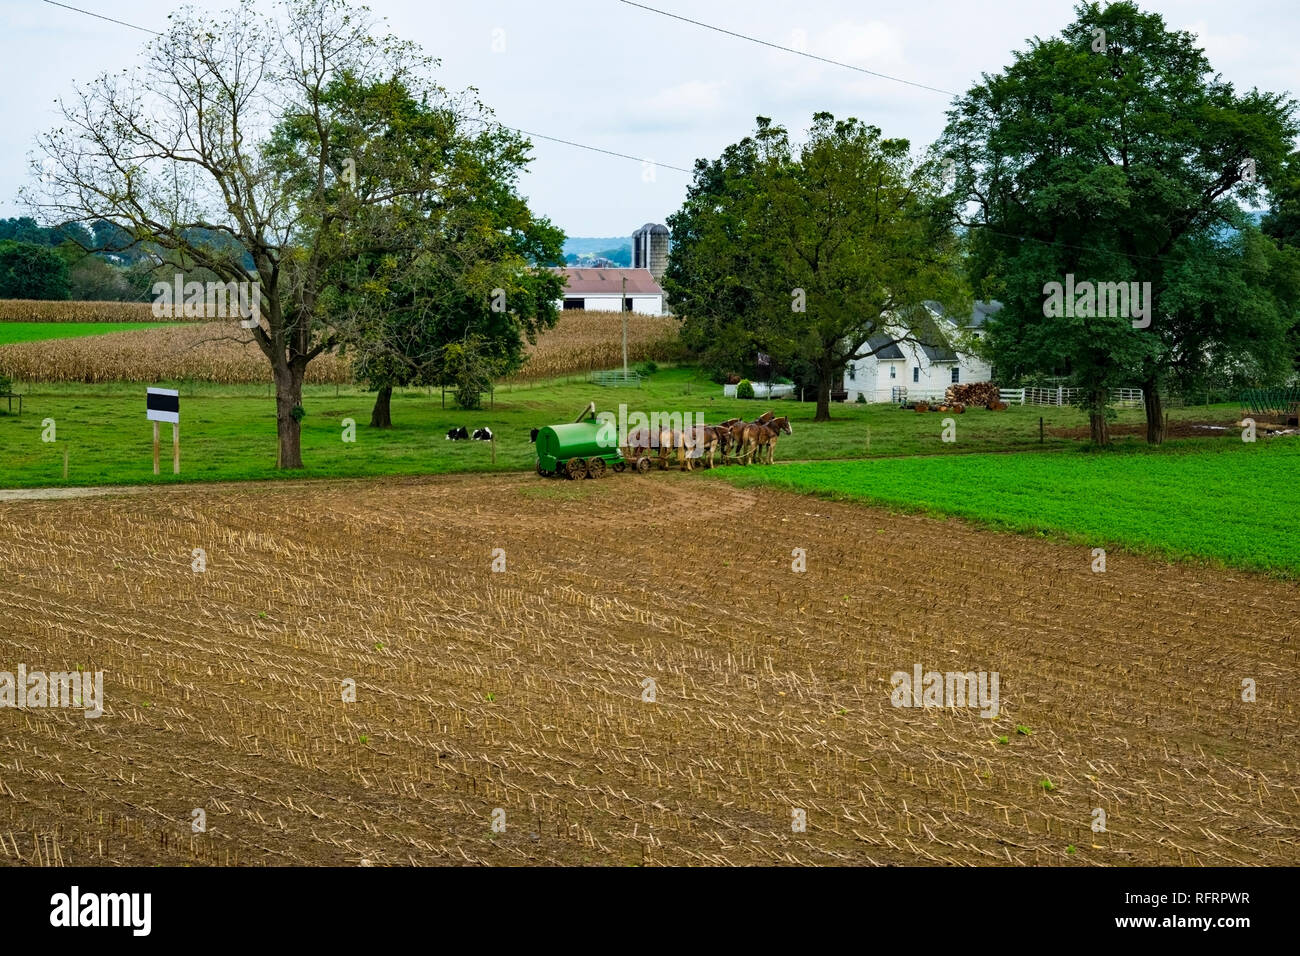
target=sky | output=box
[1,0,1297,240]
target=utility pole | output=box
[621,274,629,379]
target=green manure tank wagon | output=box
[535,403,652,479]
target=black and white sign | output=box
[146,388,180,424]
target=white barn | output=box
[844,301,1000,403]
[553,268,665,315]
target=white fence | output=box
[1010,387,1145,408]
[723,383,796,399]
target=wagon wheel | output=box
[535,459,544,476]
[565,458,587,480]
[586,458,606,479]
[612,461,626,473]
[636,456,652,474]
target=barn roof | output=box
[555,268,664,295]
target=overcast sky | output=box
[2,0,1296,239]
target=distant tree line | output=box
[0,216,257,302]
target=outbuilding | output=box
[553,268,664,315]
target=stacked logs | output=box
[945,382,1001,406]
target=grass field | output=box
[0,367,1243,488]
[0,321,189,345]
[714,440,1300,577]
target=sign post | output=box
[147,388,180,475]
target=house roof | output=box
[554,268,663,296]
[967,300,1002,328]
[866,333,905,360]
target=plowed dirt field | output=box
[1,473,1296,865]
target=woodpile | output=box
[945,382,1001,406]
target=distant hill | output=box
[563,237,632,266]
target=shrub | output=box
[736,379,755,400]
[635,360,658,376]
[855,393,867,403]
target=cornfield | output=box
[506,310,684,382]
[0,322,350,384]
[0,299,159,322]
[0,308,683,384]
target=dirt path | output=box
[0,473,1296,866]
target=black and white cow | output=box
[529,427,539,443]
[445,426,469,440]
[472,427,493,441]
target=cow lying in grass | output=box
[446,426,469,440]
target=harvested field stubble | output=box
[0,475,1296,866]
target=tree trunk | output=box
[370,385,393,429]
[274,363,305,469]
[814,371,832,422]
[1088,388,1110,446]
[1143,380,1165,445]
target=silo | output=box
[633,222,670,282]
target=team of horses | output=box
[622,410,793,471]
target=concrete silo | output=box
[632,222,670,283]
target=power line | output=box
[41,0,160,35]
[616,0,958,97]
[37,0,691,174]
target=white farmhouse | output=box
[844,301,1000,403]
[552,268,665,315]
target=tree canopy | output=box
[942,0,1299,442]
[666,113,966,421]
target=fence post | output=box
[1039,416,1044,444]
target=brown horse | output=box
[623,425,654,461]
[724,411,776,464]
[753,416,792,463]
[692,424,733,469]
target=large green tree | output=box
[668,113,965,421]
[26,0,529,468]
[282,77,564,426]
[942,1,1298,443]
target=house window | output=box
[624,298,634,311]
[889,365,897,379]
[848,364,856,382]
[912,366,920,383]
[563,298,584,310]
[951,367,960,384]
